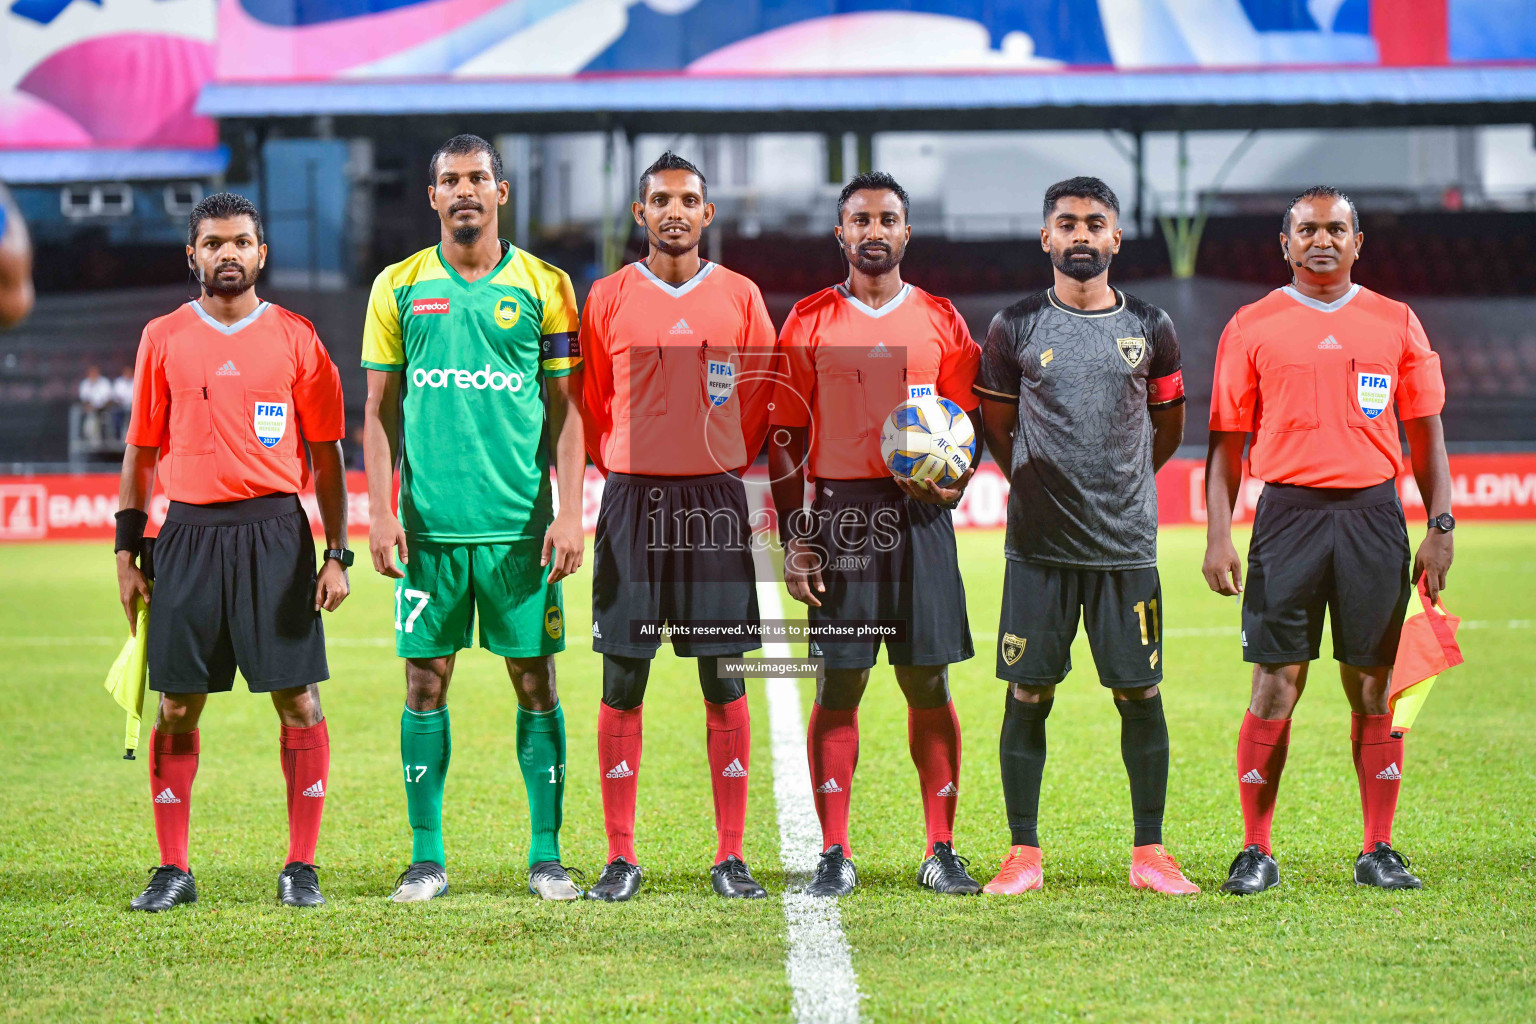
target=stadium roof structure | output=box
[198,64,1536,135]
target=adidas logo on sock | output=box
[606,760,634,779]
[154,788,181,804]
[936,781,957,797]
[868,342,892,358]
[815,778,842,794]
[302,780,325,798]
[721,757,747,778]
[1376,762,1401,780]
[669,318,692,335]
[1240,769,1268,785]
[215,359,240,376]
[1318,335,1341,350]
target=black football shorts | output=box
[799,477,974,670]
[995,559,1164,688]
[147,493,328,694]
[591,471,761,659]
[1241,480,1411,667]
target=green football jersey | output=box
[362,242,581,543]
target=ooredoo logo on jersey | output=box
[411,298,450,315]
[412,365,524,392]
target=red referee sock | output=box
[908,701,962,857]
[148,728,199,872]
[280,720,330,866]
[807,704,859,854]
[1352,712,1403,853]
[598,703,643,864]
[705,696,750,864]
[1236,711,1290,856]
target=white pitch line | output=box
[751,535,862,1024]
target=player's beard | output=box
[1053,243,1112,281]
[202,260,256,298]
[648,221,698,258]
[848,239,904,276]
[452,223,482,246]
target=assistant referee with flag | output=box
[115,193,351,912]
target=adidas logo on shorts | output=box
[606,760,634,779]
[1376,762,1401,781]
[815,778,842,794]
[154,788,181,804]
[721,757,747,779]
[936,781,957,797]
[1240,769,1267,785]
[302,780,325,798]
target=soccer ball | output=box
[879,396,977,486]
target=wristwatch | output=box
[324,547,355,567]
[1427,513,1456,533]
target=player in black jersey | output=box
[973,177,1198,895]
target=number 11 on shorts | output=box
[1134,599,1160,645]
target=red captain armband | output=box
[1148,370,1185,406]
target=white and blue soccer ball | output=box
[880,395,977,486]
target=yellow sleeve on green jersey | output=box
[361,269,405,371]
[540,269,581,378]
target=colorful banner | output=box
[3,453,1534,543]
[6,1,1533,152]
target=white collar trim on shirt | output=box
[1281,283,1360,313]
[189,300,271,335]
[634,259,715,297]
[837,282,912,319]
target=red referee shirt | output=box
[1208,284,1445,488]
[126,301,346,504]
[771,282,980,481]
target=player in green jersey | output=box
[361,135,587,901]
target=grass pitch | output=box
[1,524,1533,1022]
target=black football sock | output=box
[1116,692,1169,847]
[999,693,1051,848]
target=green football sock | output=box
[400,705,451,867]
[517,703,566,866]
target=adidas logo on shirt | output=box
[1239,769,1268,785]
[606,760,634,779]
[154,788,181,804]
[1318,335,1342,350]
[868,342,892,358]
[1376,762,1401,781]
[815,778,843,794]
[302,780,325,798]
[669,318,693,335]
[215,360,240,376]
[721,757,747,778]
[936,781,957,797]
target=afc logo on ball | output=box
[253,403,288,448]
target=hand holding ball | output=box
[880,396,977,486]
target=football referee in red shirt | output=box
[1204,187,1453,894]
[115,193,351,912]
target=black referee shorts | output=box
[591,471,761,659]
[147,493,328,694]
[1241,480,1411,667]
[800,477,973,671]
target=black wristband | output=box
[114,509,148,556]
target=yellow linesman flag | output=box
[103,593,150,759]
[1388,579,1463,738]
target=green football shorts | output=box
[394,538,566,660]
